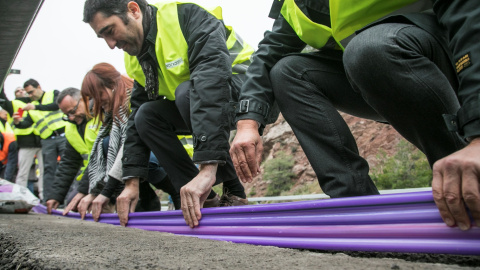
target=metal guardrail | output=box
[160,187,433,208]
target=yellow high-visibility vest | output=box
[125,1,254,101]
[280,0,431,50]
[65,118,101,181]
[29,91,66,139]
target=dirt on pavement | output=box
[1,213,479,270]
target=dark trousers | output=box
[41,135,66,200]
[135,81,245,198]
[270,23,465,198]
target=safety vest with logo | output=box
[0,132,16,165]
[65,118,101,181]
[280,0,432,50]
[29,91,67,139]
[124,1,255,101]
[11,99,35,136]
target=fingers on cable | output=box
[117,197,130,227]
[432,163,454,227]
[462,169,480,228]
[231,151,246,183]
[235,146,253,183]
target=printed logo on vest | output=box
[166,57,183,69]
[455,53,472,74]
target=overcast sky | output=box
[3,0,273,100]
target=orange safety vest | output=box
[0,132,16,165]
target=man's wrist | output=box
[199,163,218,174]
[467,136,480,144]
[237,119,259,130]
[125,177,139,187]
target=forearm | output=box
[180,3,233,163]
[14,114,34,128]
[34,90,60,111]
[236,14,306,130]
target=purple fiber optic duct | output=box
[186,235,480,256]
[37,203,443,226]
[133,224,480,239]
[32,191,480,255]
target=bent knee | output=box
[270,55,310,83]
[344,33,390,74]
[135,102,156,134]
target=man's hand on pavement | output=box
[432,138,480,230]
[230,119,262,183]
[77,194,96,220]
[63,192,86,215]
[46,199,60,214]
[116,178,139,227]
[180,164,217,228]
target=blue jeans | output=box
[270,22,464,198]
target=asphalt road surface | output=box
[1,213,479,269]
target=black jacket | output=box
[236,0,452,134]
[433,0,480,140]
[122,3,240,180]
[46,122,86,202]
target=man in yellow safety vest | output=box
[84,0,254,227]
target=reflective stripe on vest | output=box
[281,0,432,50]
[177,135,194,158]
[65,118,101,181]
[29,91,66,139]
[11,99,35,136]
[125,1,254,101]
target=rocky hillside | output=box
[244,113,407,197]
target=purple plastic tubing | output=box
[33,191,480,255]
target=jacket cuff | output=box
[444,99,480,140]
[122,154,150,180]
[236,99,270,120]
[47,194,65,204]
[193,150,228,164]
[122,166,149,181]
[463,120,480,141]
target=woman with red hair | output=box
[64,63,177,221]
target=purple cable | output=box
[33,191,480,255]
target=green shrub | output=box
[371,140,432,190]
[264,151,296,196]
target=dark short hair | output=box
[83,0,148,24]
[23,78,39,88]
[57,87,81,105]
